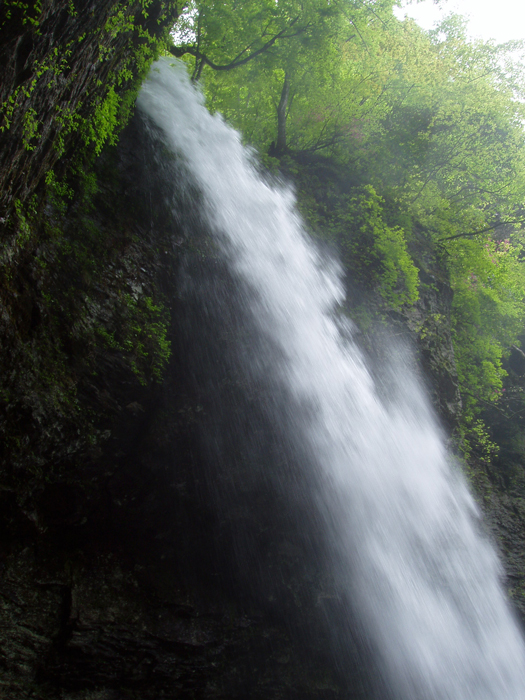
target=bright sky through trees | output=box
[394,0,525,43]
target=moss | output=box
[1,0,169,146]
[0,134,175,484]
[1,0,43,29]
[0,0,180,224]
[94,293,171,386]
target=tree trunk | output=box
[276,73,290,153]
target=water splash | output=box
[137,59,525,700]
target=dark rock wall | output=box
[0,114,372,698]
[1,5,525,698]
[0,0,178,223]
[288,153,462,428]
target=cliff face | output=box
[1,5,367,694]
[0,106,371,697]
[0,0,179,484]
[2,7,525,699]
[0,0,178,222]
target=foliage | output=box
[1,0,178,163]
[170,3,525,458]
[338,185,419,308]
[449,236,525,418]
[365,17,525,232]
[44,170,75,214]
[96,294,171,385]
[87,86,121,156]
[457,417,499,466]
[1,0,43,29]
[22,108,39,149]
[173,0,396,151]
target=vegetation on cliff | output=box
[2,2,525,697]
[4,0,524,470]
[0,0,180,214]
[171,0,525,465]
[0,0,181,485]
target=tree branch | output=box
[275,72,290,153]
[438,217,525,242]
[169,17,301,75]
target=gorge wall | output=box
[0,111,369,699]
[2,4,525,698]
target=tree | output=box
[171,0,397,152]
[170,0,333,80]
[169,3,525,440]
[362,17,525,237]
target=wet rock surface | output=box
[0,118,371,699]
[1,12,525,696]
[0,0,178,223]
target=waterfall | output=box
[137,58,525,700]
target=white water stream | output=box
[137,59,525,699]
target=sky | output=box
[393,0,525,44]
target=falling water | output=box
[137,59,525,699]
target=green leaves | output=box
[87,86,121,156]
[367,18,525,224]
[450,235,525,418]
[169,1,525,444]
[173,0,395,151]
[339,185,419,308]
